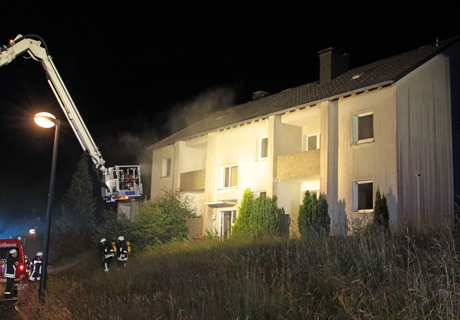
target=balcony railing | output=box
[180,169,206,191]
[277,149,320,180]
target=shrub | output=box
[133,189,197,249]
[250,194,286,237]
[298,191,330,237]
[232,188,254,237]
[373,187,389,230]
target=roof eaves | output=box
[150,80,395,150]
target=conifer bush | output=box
[298,191,330,237]
[250,194,286,236]
[232,188,254,236]
[373,187,389,230]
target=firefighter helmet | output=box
[9,249,17,254]
[118,236,124,241]
[37,252,43,256]
[101,238,106,243]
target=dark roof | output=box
[152,36,459,149]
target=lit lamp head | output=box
[29,229,36,234]
[34,112,56,128]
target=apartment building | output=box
[149,37,460,236]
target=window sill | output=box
[256,157,268,162]
[219,187,238,191]
[351,210,374,214]
[160,175,170,179]
[352,138,374,146]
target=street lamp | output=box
[35,112,61,301]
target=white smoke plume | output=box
[165,87,236,134]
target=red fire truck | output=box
[0,238,28,283]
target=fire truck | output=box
[0,238,27,283]
[0,34,142,202]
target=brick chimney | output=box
[318,48,350,83]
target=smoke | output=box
[165,87,236,134]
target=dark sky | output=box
[0,1,458,231]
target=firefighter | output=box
[116,236,130,267]
[4,249,18,299]
[29,252,43,281]
[101,238,114,272]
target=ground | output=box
[0,281,27,319]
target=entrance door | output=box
[220,210,236,238]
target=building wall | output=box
[396,53,454,230]
[150,50,457,236]
[336,86,398,231]
[202,120,271,235]
[150,144,175,196]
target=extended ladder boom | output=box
[0,34,142,202]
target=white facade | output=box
[149,42,458,236]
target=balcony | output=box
[180,169,206,191]
[277,149,320,180]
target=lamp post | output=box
[34,112,60,301]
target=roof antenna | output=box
[436,37,439,47]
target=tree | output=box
[250,194,286,237]
[54,153,97,258]
[373,187,389,230]
[132,188,197,249]
[298,191,330,237]
[232,188,254,237]
[97,208,134,249]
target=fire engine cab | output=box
[0,238,27,283]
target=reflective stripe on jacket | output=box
[5,256,17,278]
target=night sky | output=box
[0,2,458,235]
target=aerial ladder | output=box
[0,34,142,202]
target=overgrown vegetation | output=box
[17,226,460,319]
[298,191,330,237]
[97,188,197,251]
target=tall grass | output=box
[17,226,460,319]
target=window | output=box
[223,166,238,188]
[304,133,320,151]
[254,190,267,198]
[259,136,268,159]
[162,158,171,177]
[352,180,373,212]
[352,112,373,144]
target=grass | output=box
[15,226,460,319]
